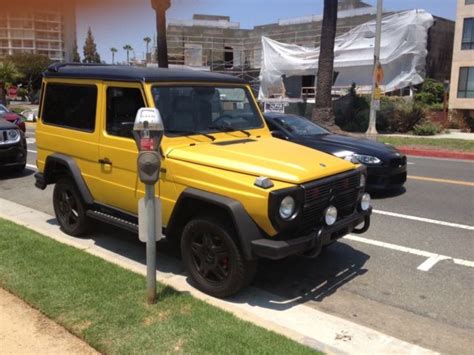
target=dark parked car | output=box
[264,113,407,191]
[0,104,26,132]
[0,118,27,173]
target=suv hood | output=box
[0,118,16,130]
[167,136,357,184]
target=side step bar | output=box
[86,210,138,234]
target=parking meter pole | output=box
[145,183,157,304]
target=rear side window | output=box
[42,83,97,132]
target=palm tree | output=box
[123,45,133,64]
[312,0,339,130]
[110,47,118,64]
[0,61,21,83]
[151,0,171,68]
[143,36,152,63]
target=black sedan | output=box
[264,113,407,191]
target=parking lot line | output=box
[408,175,474,187]
[373,210,474,231]
[345,234,474,271]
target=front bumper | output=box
[0,144,27,168]
[251,208,371,260]
[367,165,407,190]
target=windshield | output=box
[0,105,8,115]
[274,115,329,136]
[152,86,264,136]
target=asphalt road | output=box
[1,126,473,354]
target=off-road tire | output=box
[53,177,90,236]
[181,218,257,298]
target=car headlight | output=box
[279,196,296,220]
[2,129,21,144]
[324,206,338,226]
[354,154,381,165]
[360,193,371,211]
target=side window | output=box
[42,83,97,132]
[106,87,145,139]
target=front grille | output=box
[301,171,361,232]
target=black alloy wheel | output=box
[53,178,90,236]
[181,218,256,298]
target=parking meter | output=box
[133,108,164,183]
[133,108,164,304]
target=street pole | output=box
[366,0,383,137]
[145,183,157,304]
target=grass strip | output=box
[378,137,474,152]
[0,218,317,354]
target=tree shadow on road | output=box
[250,242,370,308]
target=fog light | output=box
[360,193,371,211]
[324,206,337,226]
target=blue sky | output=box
[76,0,457,64]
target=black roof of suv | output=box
[44,63,246,84]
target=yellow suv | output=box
[35,64,371,297]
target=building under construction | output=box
[163,0,454,96]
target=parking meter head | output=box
[133,108,164,152]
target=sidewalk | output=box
[0,288,98,355]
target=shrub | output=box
[415,92,436,106]
[413,121,442,136]
[389,101,426,133]
[417,78,444,105]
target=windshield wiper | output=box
[208,125,251,137]
[166,130,216,141]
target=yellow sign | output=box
[374,63,384,85]
[374,86,382,100]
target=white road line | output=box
[345,234,474,271]
[407,162,415,165]
[417,255,450,272]
[26,164,37,170]
[373,209,474,231]
[28,150,37,154]
[26,138,36,144]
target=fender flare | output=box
[40,153,94,205]
[167,188,263,260]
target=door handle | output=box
[99,158,112,165]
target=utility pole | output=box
[366,0,383,137]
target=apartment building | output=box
[0,1,76,61]
[449,0,474,117]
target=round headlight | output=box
[360,174,366,188]
[279,196,296,220]
[324,206,338,226]
[360,193,371,211]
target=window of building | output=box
[106,87,145,139]
[457,67,474,98]
[42,84,97,132]
[462,18,474,49]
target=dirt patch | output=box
[0,288,99,355]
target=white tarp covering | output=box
[259,10,434,100]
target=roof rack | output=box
[47,62,111,73]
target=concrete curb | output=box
[0,198,437,355]
[398,147,474,161]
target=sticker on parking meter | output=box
[138,197,163,242]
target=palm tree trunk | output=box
[156,7,169,68]
[112,52,115,64]
[312,0,339,130]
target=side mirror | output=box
[271,130,288,140]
